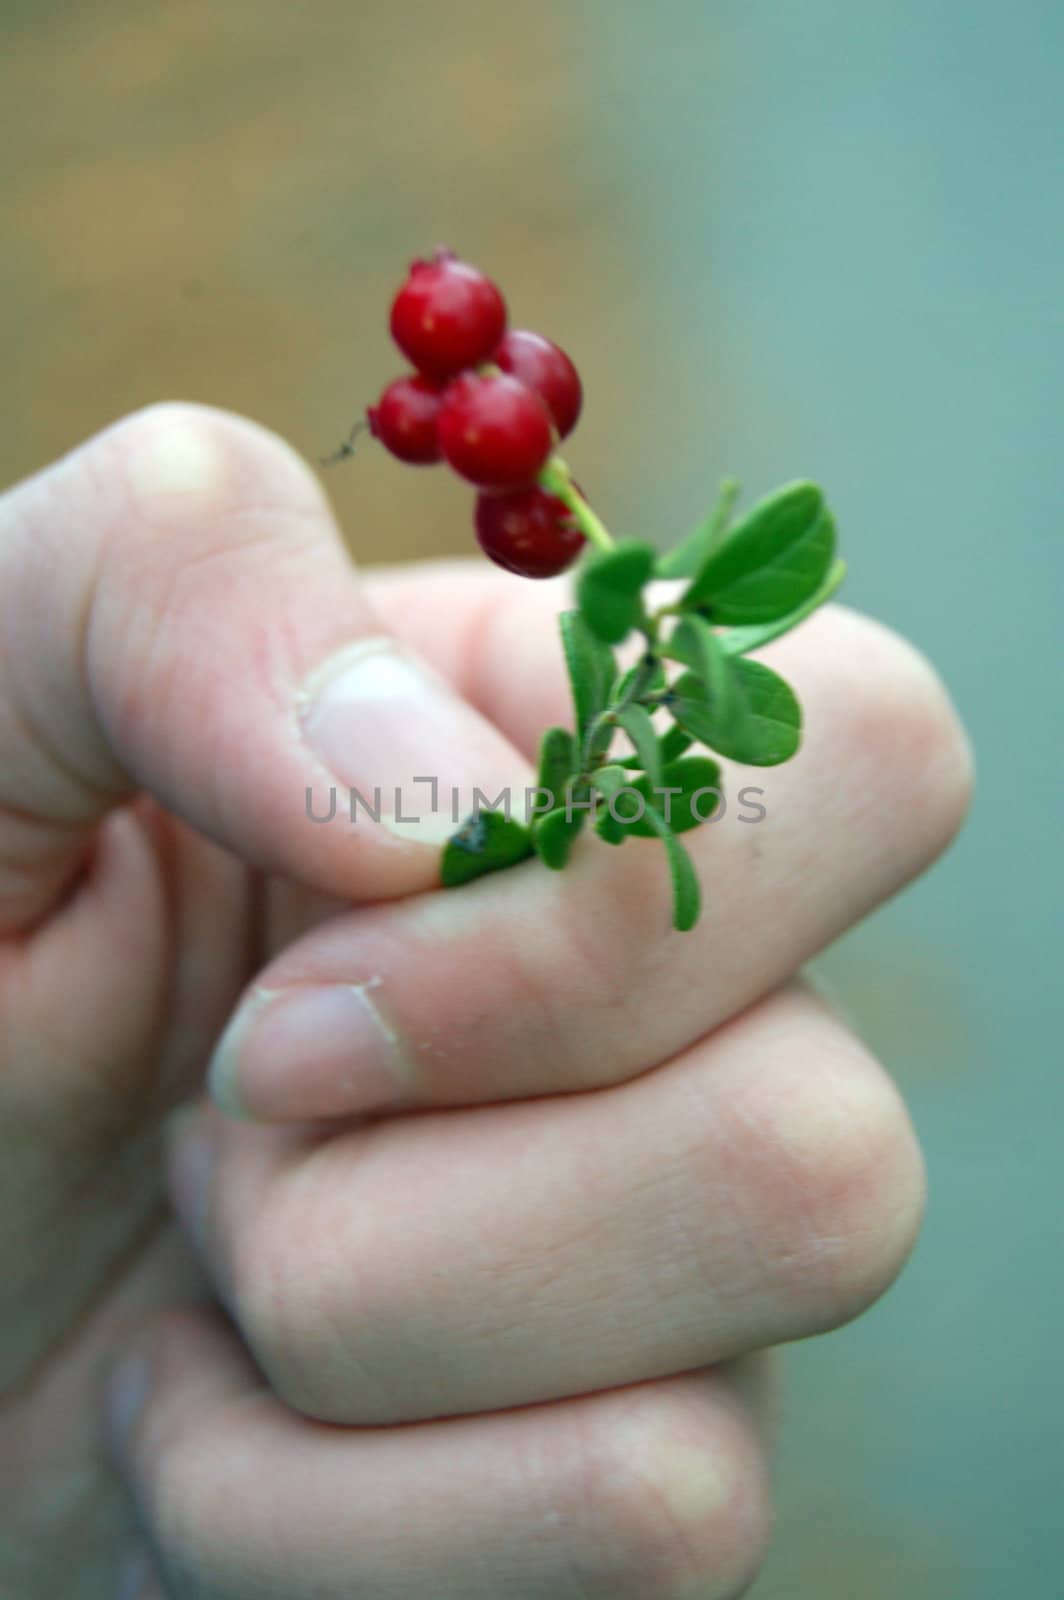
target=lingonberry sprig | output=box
[340,247,847,931]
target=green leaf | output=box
[559,611,615,735]
[619,720,693,769]
[720,558,847,655]
[657,755,723,832]
[665,615,735,730]
[589,715,620,767]
[532,805,585,869]
[619,754,723,837]
[655,477,740,580]
[590,753,721,839]
[659,721,694,764]
[535,726,578,813]
[440,809,535,887]
[591,767,704,930]
[588,764,632,804]
[611,654,666,702]
[641,804,702,932]
[672,656,801,766]
[681,481,835,624]
[577,541,657,644]
[589,762,643,843]
[595,808,627,845]
[616,704,663,789]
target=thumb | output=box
[0,404,529,933]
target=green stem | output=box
[539,457,616,554]
[616,652,661,711]
[579,708,616,773]
[577,649,664,775]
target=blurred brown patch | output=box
[1,0,667,568]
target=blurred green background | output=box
[3,2,1061,1595]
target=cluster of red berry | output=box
[367,249,586,579]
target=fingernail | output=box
[104,1353,151,1455]
[164,1112,215,1253]
[114,1545,155,1600]
[208,981,414,1122]
[299,638,528,841]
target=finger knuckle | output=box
[751,1036,927,1328]
[133,1386,234,1582]
[226,1200,317,1401]
[227,1180,387,1422]
[146,1443,219,1592]
[567,1394,772,1598]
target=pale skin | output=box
[0,405,973,1599]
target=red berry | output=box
[390,249,507,379]
[437,373,554,490]
[366,374,444,464]
[474,487,585,579]
[494,329,583,439]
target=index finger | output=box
[206,600,973,1121]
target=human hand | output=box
[95,483,970,1591]
[0,403,532,1598]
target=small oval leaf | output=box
[577,541,656,644]
[682,481,835,624]
[613,754,722,837]
[559,610,615,734]
[535,726,578,811]
[532,805,585,869]
[618,718,694,770]
[666,615,735,730]
[673,657,801,766]
[616,703,663,789]
[720,557,847,655]
[440,810,535,887]
[640,803,702,932]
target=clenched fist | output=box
[0,406,971,1598]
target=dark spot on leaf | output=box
[449,814,489,854]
